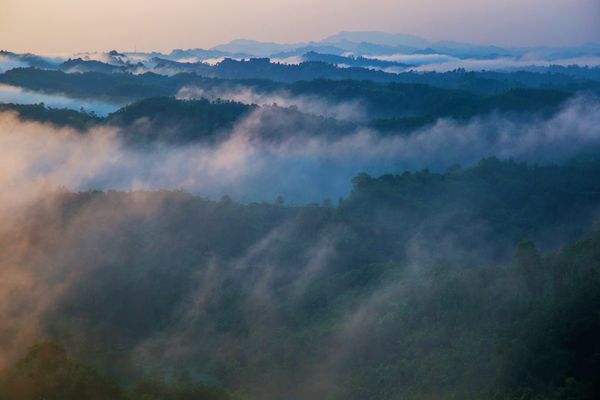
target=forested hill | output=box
[2,39,600,400]
[342,157,600,259]
[0,86,576,144]
[0,158,599,399]
[2,66,597,103]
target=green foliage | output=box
[0,68,175,99]
[342,158,600,265]
[106,97,253,143]
[0,342,123,400]
[0,68,579,127]
[0,102,101,130]
[2,52,600,400]
[1,158,595,399]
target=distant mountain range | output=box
[205,31,600,61]
[2,31,600,78]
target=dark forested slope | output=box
[0,158,599,399]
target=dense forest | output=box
[0,78,581,143]
[2,65,597,104]
[0,159,599,399]
[1,36,600,399]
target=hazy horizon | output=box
[1,0,599,54]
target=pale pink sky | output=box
[1,0,599,54]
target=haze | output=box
[1,0,599,54]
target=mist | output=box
[176,85,368,121]
[2,0,600,396]
[1,93,600,399]
[0,94,599,204]
[0,84,124,116]
[0,56,27,73]
[410,56,600,73]
[365,54,600,72]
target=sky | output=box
[1,0,599,54]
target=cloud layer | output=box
[0,95,599,204]
[0,84,123,116]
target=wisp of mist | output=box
[0,94,599,204]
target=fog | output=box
[0,56,27,73]
[0,95,598,204]
[0,84,124,116]
[0,90,599,398]
[177,85,368,121]
[363,54,600,72]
